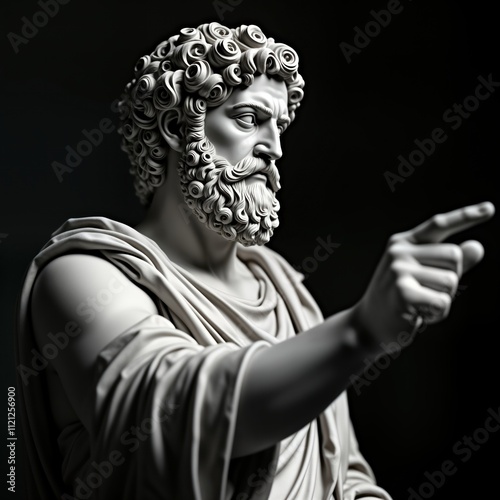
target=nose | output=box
[253,121,282,162]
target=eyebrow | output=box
[233,102,291,126]
[233,102,274,116]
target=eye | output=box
[235,113,257,128]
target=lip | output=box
[250,173,267,182]
[245,172,273,191]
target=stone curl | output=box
[118,22,305,206]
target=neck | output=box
[134,159,240,280]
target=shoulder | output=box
[32,252,150,308]
[30,253,161,429]
[33,252,120,292]
[31,253,158,348]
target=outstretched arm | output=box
[31,203,494,464]
[232,202,495,458]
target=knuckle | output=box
[395,275,411,296]
[447,244,463,263]
[387,235,400,247]
[388,232,407,246]
[438,292,452,310]
[425,294,451,323]
[395,274,405,286]
[387,243,405,259]
[431,213,447,228]
[389,260,405,276]
[444,271,459,291]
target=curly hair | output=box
[118,22,305,206]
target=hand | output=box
[352,201,495,353]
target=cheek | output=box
[204,117,253,164]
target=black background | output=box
[2,0,499,498]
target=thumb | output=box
[460,240,485,274]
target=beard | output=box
[178,136,281,246]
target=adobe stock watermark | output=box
[350,284,468,396]
[339,0,410,64]
[349,321,425,395]
[384,73,499,192]
[234,459,278,499]
[212,0,244,21]
[177,203,338,284]
[407,405,500,499]
[61,399,179,500]
[75,273,128,323]
[7,0,71,54]
[17,273,128,386]
[233,424,299,499]
[293,235,341,279]
[51,98,121,183]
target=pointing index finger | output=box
[406,202,495,244]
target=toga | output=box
[15,216,393,499]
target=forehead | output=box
[222,74,288,113]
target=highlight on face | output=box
[118,22,305,207]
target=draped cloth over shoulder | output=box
[15,216,392,499]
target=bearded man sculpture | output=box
[15,22,494,500]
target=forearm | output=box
[231,307,378,458]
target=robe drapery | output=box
[15,216,393,499]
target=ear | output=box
[159,109,184,152]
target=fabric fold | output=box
[82,315,275,499]
[15,216,392,499]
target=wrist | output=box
[345,304,383,358]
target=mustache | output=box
[217,156,281,192]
